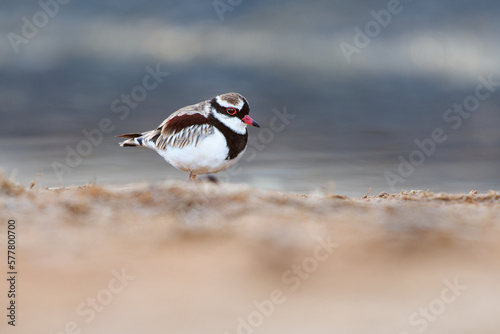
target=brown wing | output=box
[146,100,214,150]
[158,100,211,133]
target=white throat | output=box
[212,109,247,135]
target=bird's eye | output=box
[226,107,237,115]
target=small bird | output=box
[117,92,260,182]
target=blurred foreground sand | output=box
[1,173,499,334]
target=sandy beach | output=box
[1,173,499,333]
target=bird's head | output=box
[210,92,260,134]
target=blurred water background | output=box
[0,0,499,196]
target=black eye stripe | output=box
[211,97,249,117]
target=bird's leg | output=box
[188,171,196,182]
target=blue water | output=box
[1,1,499,196]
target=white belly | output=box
[155,129,244,175]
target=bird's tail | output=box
[116,133,146,147]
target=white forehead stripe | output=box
[216,95,245,110]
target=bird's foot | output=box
[188,172,196,182]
